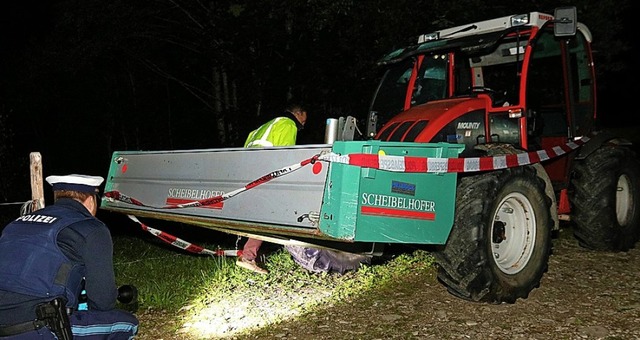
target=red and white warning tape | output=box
[106,138,589,211]
[318,137,589,173]
[127,215,241,256]
[115,138,589,250]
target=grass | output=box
[112,225,436,338]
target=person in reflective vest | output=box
[244,105,307,148]
[236,104,308,274]
[0,174,138,339]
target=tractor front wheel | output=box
[434,166,553,304]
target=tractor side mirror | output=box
[554,6,577,37]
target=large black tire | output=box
[570,145,640,251]
[433,166,553,304]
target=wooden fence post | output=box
[30,152,44,211]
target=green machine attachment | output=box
[319,141,463,244]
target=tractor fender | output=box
[577,130,634,160]
[532,163,559,231]
[474,143,559,231]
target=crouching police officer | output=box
[0,174,138,339]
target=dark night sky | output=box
[1,0,638,210]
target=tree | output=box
[0,0,635,177]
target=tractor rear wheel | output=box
[570,145,640,251]
[434,166,553,304]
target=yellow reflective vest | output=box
[244,116,298,148]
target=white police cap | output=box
[45,174,104,194]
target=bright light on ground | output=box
[179,277,334,338]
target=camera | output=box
[117,285,138,304]
[78,284,137,311]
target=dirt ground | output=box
[135,226,640,340]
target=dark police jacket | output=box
[0,198,118,325]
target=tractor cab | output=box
[366,7,595,177]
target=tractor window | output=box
[453,54,472,96]
[466,38,526,107]
[370,58,415,126]
[481,62,520,106]
[526,27,567,137]
[411,54,448,106]
[567,31,595,136]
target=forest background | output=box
[0,0,637,217]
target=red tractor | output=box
[366,7,640,303]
